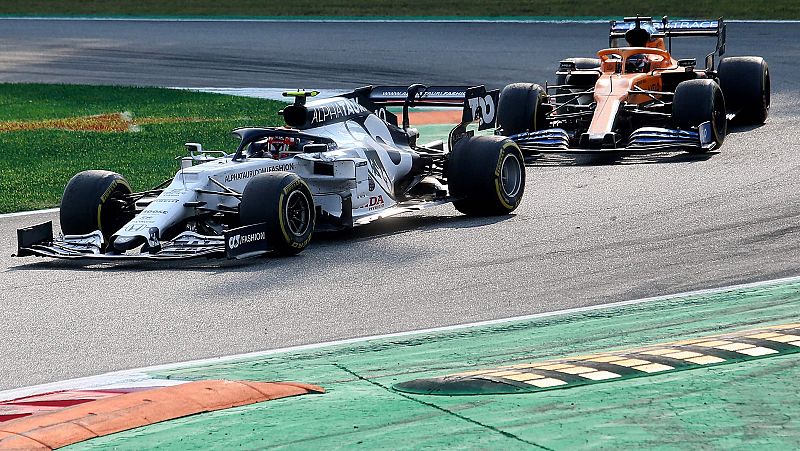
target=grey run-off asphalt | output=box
[1,19,799,390]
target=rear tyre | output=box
[673,79,727,153]
[555,58,600,106]
[496,83,546,136]
[718,56,770,125]
[448,136,525,216]
[555,57,601,85]
[60,170,133,242]
[239,172,315,256]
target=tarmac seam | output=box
[332,363,554,450]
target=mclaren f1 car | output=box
[16,84,524,260]
[496,16,770,156]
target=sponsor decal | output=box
[612,20,718,31]
[367,195,385,211]
[224,223,269,258]
[100,181,119,203]
[310,98,368,124]
[124,223,149,232]
[224,163,296,183]
[228,231,266,250]
[467,95,496,126]
[151,198,181,203]
[463,87,499,130]
[364,148,393,196]
[376,89,466,98]
[699,121,713,146]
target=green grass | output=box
[0,1,797,20]
[0,84,284,213]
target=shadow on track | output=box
[6,213,512,273]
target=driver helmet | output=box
[266,136,299,159]
[625,54,650,73]
[624,22,658,47]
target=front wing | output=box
[14,222,271,261]
[510,122,716,154]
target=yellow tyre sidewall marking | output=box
[494,141,522,210]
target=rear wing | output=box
[609,16,726,69]
[343,84,499,131]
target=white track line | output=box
[0,17,798,24]
[0,208,59,219]
[2,273,799,401]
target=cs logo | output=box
[228,234,241,249]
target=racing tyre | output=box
[555,57,601,85]
[60,170,134,242]
[673,79,726,153]
[448,136,525,216]
[718,56,770,125]
[496,83,546,136]
[556,58,600,106]
[240,172,315,256]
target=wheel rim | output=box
[100,188,133,237]
[284,190,311,236]
[499,153,522,198]
[713,89,726,138]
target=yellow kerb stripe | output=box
[505,373,545,382]
[581,371,621,381]
[611,358,652,367]
[589,356,626,363]
[527,378,568,388]
[737,347,778,357]
[633,363,674,373]
[557,366,597,375]
[766,334,800,343]
[686,355,725,365]
[716,343,754,352]
[662,351,703,360]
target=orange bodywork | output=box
[585,47,678,138]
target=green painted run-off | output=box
[66,280,800,449]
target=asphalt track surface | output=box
[1,19,799,390]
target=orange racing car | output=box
[496,16,770,156]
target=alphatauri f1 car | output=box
[16,84,525,260]
[497,16,770,155]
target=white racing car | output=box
[15,84,525,260]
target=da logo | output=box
[228,234,241,249]
[368,195,385,209]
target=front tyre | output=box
[448,136,525,216]
[60,170,133,242]
[673,79,727,153]
[239,172,315,256]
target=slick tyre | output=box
[60,170,133,241]
[496,83,546,136]
[448,136,525,216]
[240,172,315,256]
[718,56,770,125]
[555,58,601,106]
[673,79,727,153]
[555,57,601,85]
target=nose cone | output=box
[112,235,145,252]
